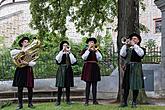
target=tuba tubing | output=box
[13,39,41,67]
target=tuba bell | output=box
[13,39,41,68]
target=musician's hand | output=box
[122,65,126,71]
[95,47,99,52]
[21,60,28,65]
[62,47,66,51]
[66,47,71,52]
[87,44,92,50]
[88,44,95,51]
[130,40,135,46]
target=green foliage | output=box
[0,50,15,80]
[143,39,160,64]
[99,33,117,75]
[69,41,83,76]
[99,33,114,61]
[0,35,5,51]
[139,0,146,11]
[70,0,117,35]
[29,0,117,37]
[11,33,36,49]
[0,100,12,109]
[0,36,15,80]
[140,23,149,33]
[144,39,157,49]
[0,35,4,43]
[29,0,146,38]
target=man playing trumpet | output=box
[55,41,77,106]
[81,38,102,105]
[120,33,146,108]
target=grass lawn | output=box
[1,102,165,110]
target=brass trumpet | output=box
[63,46,71,52]
[88,44,99,51]
[66,46,71,51]
[121,37,130,45]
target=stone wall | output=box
[0,1,82,47]
[0,74,119,99]
[155,0,165,97]
[0,1,34,47]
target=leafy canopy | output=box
[29,0,117,38]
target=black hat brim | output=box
[86,38,97,44]
[60,41,69,50]
[18,37,30,47]
[128,33,141,45]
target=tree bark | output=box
[117,0,147,103]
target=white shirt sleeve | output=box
[95,51,102,61]
[133,44,144,57]
[120,45,127,57]
[10,49,21,58]
[55,51,64,63]
[82,50,90,60]
[28,61,36,67]
[69,53,77,64]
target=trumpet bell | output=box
[121,37,130,44]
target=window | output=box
[154,18,161,33]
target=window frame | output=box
[154,18,162,34]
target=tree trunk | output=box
[117,0,148,103]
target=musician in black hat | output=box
[81,37,102,105]
[10,37,36,110]
[120,33,146,108]
[55,41,77,106]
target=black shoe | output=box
[16,105,23,110]
[131,102,137,108]
[66,101,72,105]
[28,103,35,108]
[84,102,89,106]
[119,103,128,107]
[93,101,99,105]
[55,101,60,106]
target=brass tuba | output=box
[13,39,41,68]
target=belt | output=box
[85,61,97,63]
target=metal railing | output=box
[142,46,161,64]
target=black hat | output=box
[86,37,97,44]
[128,33,141,45]
[60,41,69,50]
[18,37,30,47]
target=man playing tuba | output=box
[10,37,36,110]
